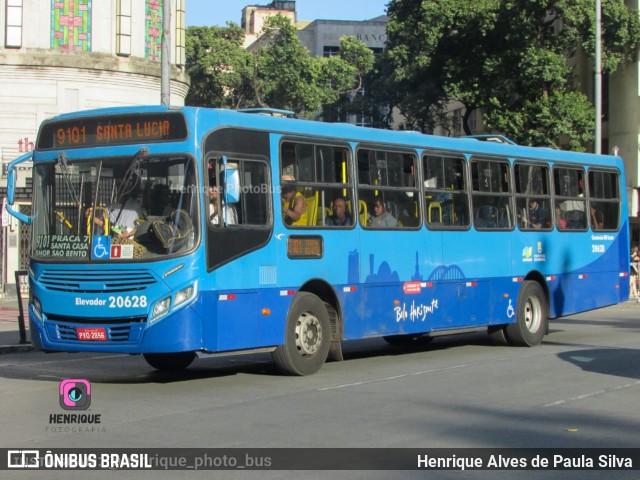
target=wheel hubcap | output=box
[295,312,322,356]
[524,296,542,332]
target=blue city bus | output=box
[5,106,630,375]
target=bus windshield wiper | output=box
[56,153,80,206]
[113,148,148,202]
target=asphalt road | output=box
[0,303,639,480]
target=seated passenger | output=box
[590,206,604,230]
[281,175,307,226]
[325,196,352,226]
[526,199,548,229]
[367,196,397,227]
[555,207,567,230]
[209,182,237,225]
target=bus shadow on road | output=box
[105,332,497,383]
[551,316,640,331]
[556,347,640,380]
[0,330,533,384]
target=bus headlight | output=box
[174,283,196,307]
[150,297,171,324]
[31,296,43,324]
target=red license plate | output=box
[77,327,107,341]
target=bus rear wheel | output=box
[505,281,548,346]
[143,352,196,372]
[273,292,331,376]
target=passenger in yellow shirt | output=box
[281,175,307,226]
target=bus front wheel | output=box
[273,292,331,376]
[143,352,196,372]
[505,281,548,346]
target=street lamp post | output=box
[161,0,171,106]
[595,0,602,154]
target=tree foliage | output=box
[185,24,252,109]
[185,17,375,119]
[382,0,640,149]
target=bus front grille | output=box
[40,269,157,293]
[56,324,132,342]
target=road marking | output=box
[318,363,474,391]
[543,380,640,407]
[318,350,553,391]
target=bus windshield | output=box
[31,153,199,261]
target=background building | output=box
[241,0,296,48]
[0,0,189,294]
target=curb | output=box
[0,343,34,354]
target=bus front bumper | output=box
[28,302,204,354]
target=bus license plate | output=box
[77,327,107,341]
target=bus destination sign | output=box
[287,235,324,259]
[37,112,188,150]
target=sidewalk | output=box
[0,290,33,354]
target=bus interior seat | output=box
[398,201,419,227]
[498,204,512,228]
[428,201,442,224]
[358,200,367,225]
[347,200,368,225]
[475,205,498,228]
[324,206,332,223]
[565,210,586,229]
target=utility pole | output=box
[595,0,602,154]
[161,0,171,105]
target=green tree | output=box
[185,17,375,119]
[318,35,377,123]
[185,24,253,109]
[252,15,375,118]
[383,0,640,149]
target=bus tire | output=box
[143,352,196,371]
[273,292,331,376]
[505,281,548,347]
[487,325,510,346]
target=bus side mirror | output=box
[224,168,240,204]
[5,152,33,225]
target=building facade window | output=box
[175,0,186,65]
[145,0,163,61]
[51,0,92,52]
[323,46,340,57]
[5,0,23,48]
[116,0,131,56]
[451,109,463,137]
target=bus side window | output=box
[210,158,270,227]
[423,153,469,229]
[471,157,512,230]
[280,141,353,228]
[358,148,419,229]
[553,167,587,231]
[588,170,620,231]
[515,162,552,231]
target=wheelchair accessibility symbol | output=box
[92,236,111,260]
[507,300,515,318]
